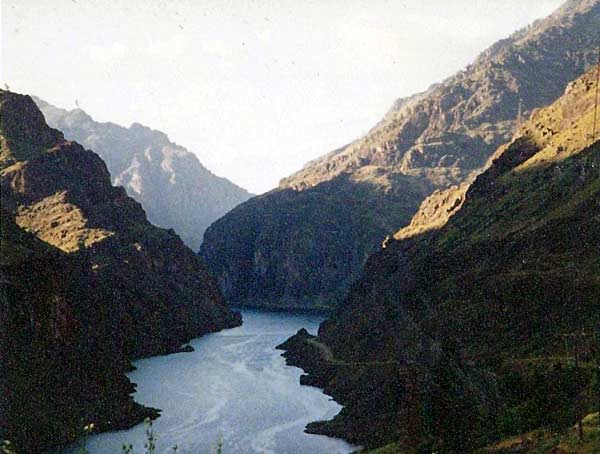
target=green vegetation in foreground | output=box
[361,413,600,454]
[299,335,600,454]
[482,412,600,454]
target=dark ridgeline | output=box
[0,90,241,453]
[33,97,252,251]
[200,0,600,311]
[281,67,600,451]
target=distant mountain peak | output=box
[1,89,242,452]
[33,98,252,249]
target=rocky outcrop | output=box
[33,98,251,250]
[0,90,241,452]
[282,68,600,451]
[283,0,599,191]
[393,183,469,241]
[201,0,600,310]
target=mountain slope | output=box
[201,173,432,309]
[1,209,157,452]
[0,90,241,452]
[33,98,251,250]
[283,0,599,191]
[282,68,600,451]
[201,0,600,309]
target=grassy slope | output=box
[366,412,600,454]
[482,413,600,454]
[324,67,600,362]
[422,71,600,358]
[289,68,600,452]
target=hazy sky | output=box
[2,0,564,193]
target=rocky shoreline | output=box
[57,314,242,452]
[276,330,348,438]
[277,329,333,388]
[92,313,242,433]
[276,329,407,450]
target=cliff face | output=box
[0,90,241,452]
[201,173,432,309]
[284,68,600,450]
[201,0,600,309]
[0,210,157,452]
[392,183,469,241]
[33,98,252,250]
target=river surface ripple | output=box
[76,309,356,454]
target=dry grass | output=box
[14,191,113,252]
[482,413,600,454]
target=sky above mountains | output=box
[2,0,564,194]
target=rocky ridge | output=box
[33,98,252,250]
[201,0,600,310]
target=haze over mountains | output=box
[33,98,252,250]
[200,0,600,310]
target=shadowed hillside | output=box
[0,90,241,452]
[281,67,600,451]
[201,0,600,310]
[0,209,159,452]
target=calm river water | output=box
[73,310,355,454]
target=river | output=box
[74,309,356,454]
